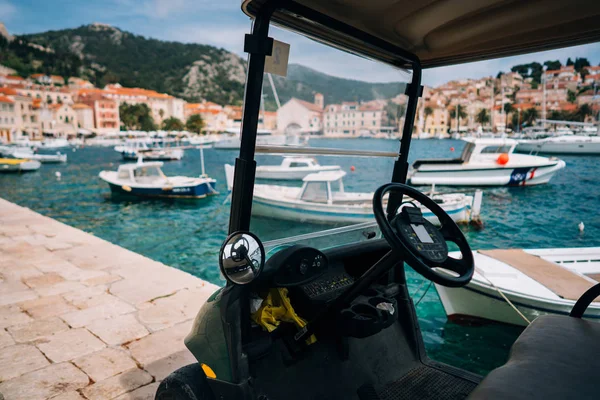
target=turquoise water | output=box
[1,138,599,375]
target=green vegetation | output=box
[475,109,490,126]
[119,103,157,131]
[162,117,184,131]
[449,105,467,131]
[186,114,205,134]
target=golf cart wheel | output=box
[155,363,215,400]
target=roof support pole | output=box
[228,4,275,234]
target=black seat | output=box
[468,314,600,399]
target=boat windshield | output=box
[249,38,410,255]
[480,145,512,154]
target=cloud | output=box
[163,23,252,53]
[0,0,16,20]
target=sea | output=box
[2,138,599,376]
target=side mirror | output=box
[219,231,265,285]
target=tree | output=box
[385,102,405,126]
[580,68,589,82]
[567,89,577,104]
[186,114,205,134]
[449,104,467,132]
[162,117,184,131]
[475,109,490,126]
[576,104,593,122]
[574,57,590,72]
[159,109,165,120]
[119,102,157,131]
[566,58,574,66]
[523,108,539,125]
[504,102,514,131]
[424,106,433,119]
[544,60,561,71]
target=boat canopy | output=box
[242,0,600,68]
[117,161,164,171]
[303,170,347,182]
[462,138,518,146]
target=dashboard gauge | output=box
[299,259,309,275]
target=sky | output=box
[3,0,600,87]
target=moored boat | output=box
[0,158,41,173]
[99,160,217,199]
[408,137,565,186]
[435,247,600,326]
[226,164,481,225]
[255,156,341,180]
[11,149,67,163]
[516,135,600,155]
[115,139,184,161]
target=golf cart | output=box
[156,1,600,399]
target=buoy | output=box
[579,221,585,233]
[496,153,509,165]
[55,171,61,180]
[450,147,455,152]
[350,166,355,172]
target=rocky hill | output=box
[2,23,407,106]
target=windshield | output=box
[249,39,409,251]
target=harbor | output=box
[0,197,218,400]
[2,137,598,376]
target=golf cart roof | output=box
[242,0,600,69]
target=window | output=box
[301,182,328,203]
[481,145,512,154]
[289,162,308,168]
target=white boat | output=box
[99,160,217,199]
[32,138,70,149]
[516,135,600,155]
[10,148,67,163]
[0,158,41,172]
[255,156,341,180]
[451,132,461,140]
[416,132,433,140]
[226,164,481,225]
[115,139,184,161]
[408,138,565,186]
[435,247,600,326]
[214,130,305,150]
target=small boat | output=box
[115,139,184,161]
[451,132,461,140]
[0,158,41,173]
[435,247,600,326]
[32,138,70,149]
[516,135,600,155]
[225,164,481,225]
[408,137,565,186]
[255,156,341,180]
[10,148,67,163]
[99,160,217,199]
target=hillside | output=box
[1,24,407,107]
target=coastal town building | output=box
[277,94,323,135]
[0,87,40,139]
[72,103,95,130]
[323,100,386,136]
[39,103,78,136]
[185,102,229,133]
[0,95,16,142]
[77,90,120,133]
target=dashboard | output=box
[263,245,355,316]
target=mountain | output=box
[1,23,406,107]
[264,64,405,110]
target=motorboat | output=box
[115,139,184,161]
[99,160,217,199]
[156,2,600,400]
[0,158,41,172]
[408,137,565,186]
[516,135,600,155]
[226,164,481,225]
[435,247,600,326]
[214,129,305,149]
[32,138,70,149]
[10,148,67,163]
[255,156,341,180]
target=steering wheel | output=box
[373,183,474,287]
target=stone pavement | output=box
[0,198,220,400]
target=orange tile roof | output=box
[72,103,92,109]
[185,103,201,109]
[560,103,578,112]
[294,98,323,112]
[49,104,62,110]
[0,95,14,103]
[513,103,536,110]
[7,75,24,81]
[0,87,17,95]
[30,73,44,79]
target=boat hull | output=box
[409,161,565,186]
[517,140,600,155]
[106,181,217,199]
[435,280,600,327]
[252,196,471,225]
[121,149,184,161]
[0,160,41,172]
